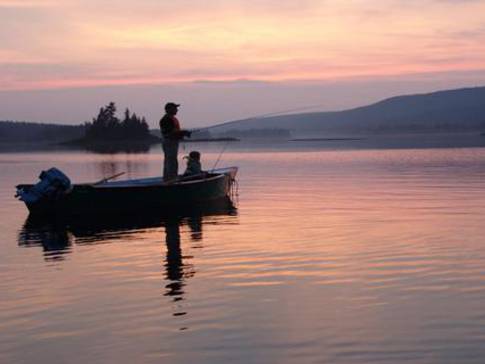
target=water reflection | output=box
[163,216,198,316]
[84,142,152,154]
[18,219,74,261]
[18,200,237,329]
[93,155,150,181]
[18,198,237,262]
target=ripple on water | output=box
[2,147,485,363]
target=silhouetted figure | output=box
[183,150,203,177]
[159,102,191,182]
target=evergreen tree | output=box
[85,102,151,141]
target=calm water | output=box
[1,140,485,364]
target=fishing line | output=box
[236,103,329,120]
[210,140,230,172]
[190,102,329,134]
[190,102,329,173]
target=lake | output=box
[1,137,485,363]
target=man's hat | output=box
[165,102,180,110]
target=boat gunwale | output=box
[16,166,238,190]
[92,172,227,189]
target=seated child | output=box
[183,151,203,176]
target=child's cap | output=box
[189,151,201,159]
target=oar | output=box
[93,172,126,185]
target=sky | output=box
[1,0,485,127]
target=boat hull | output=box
[17,168,237,216]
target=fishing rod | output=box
[186,101,330,173]
[188,102,329,134]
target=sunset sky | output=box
[1,0,485,126]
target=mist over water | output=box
[1,140,485,363]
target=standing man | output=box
[160,102,191,181]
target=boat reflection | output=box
[18,220,74,262]
[18,199,237,330]
[18,197,237,261]
[18,198,237,326]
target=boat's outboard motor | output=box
[16,168,72,204]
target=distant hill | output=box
[0,121,84,143]
[3,86,485,146]
[209,86,485,136]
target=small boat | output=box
[16,167,238,216]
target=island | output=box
[64,102,160,152]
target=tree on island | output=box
[84,102,150,141]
